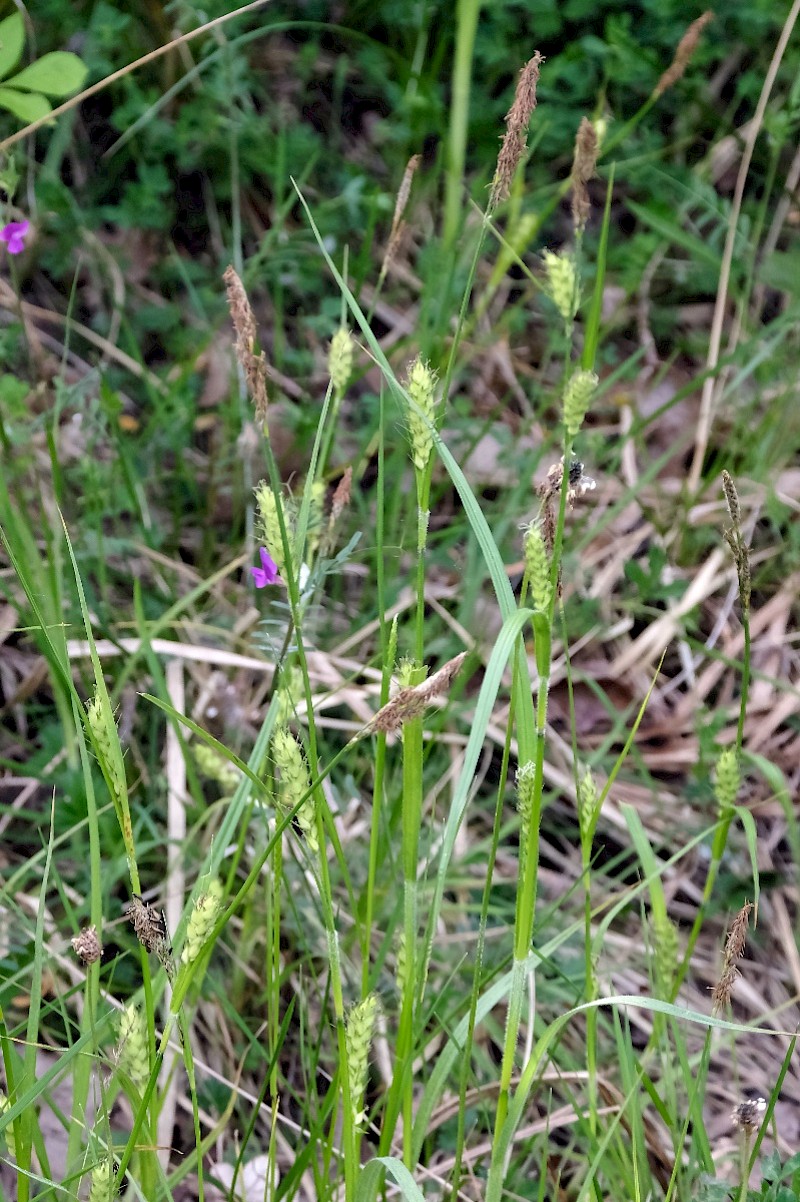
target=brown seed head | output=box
[72,925,103,965]
[731,1096,766,1133]
[711,901,753,1013]
[654,11,714,98]
[127,894,174,976]
[363,652,467,736]
[490,53,544,209]
[223,265,268,422]
[570,117,598,232]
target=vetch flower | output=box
[250,546,278,588]
[0,220,29,255]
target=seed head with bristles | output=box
[563,368,598,439]
[654,11,714,98]
[516,761,536,861]
[577,767,599,849]
[223,265,268,423]
[272,727,318,852]
[570,117,598,232]
[346,993,381,1125]
[118,1002,150,1092]
[181,877,224,967]
[714,747,739,815]
[362,652,466,737]
[490,52,544,209]
[523,523,551,613]
[405,357,438,473]
[328,327,354,398]
[541,250,579,328]
[254,480,294,577]
[88,1157,115,1202]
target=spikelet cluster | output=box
[541,250,579,327]
[118,1003,149,1092]
[181,878,224,966]
[714,748,739,814]
[577,768,599,849]
[306,479,327,559]
[563,369,598,439]
[712,901,753,1013]
[346,993,380,1125]
[523,524,551,613]
[570,116,598,232]
[276,665,304,726]
[194,744,241,793]
[223,265,268,422]
[363,653,466,737]
[405,357,438,473]
[272,727,318,852]
[72,924,103,966]
[254,481,295,577]
[0,1093,16,1158]
[86,694,125,809]
[654,11,714,98]
[395,931,408,998]
[328,327,354,397]
[652,913,679,998]
[490,53,544,208]
[516,762,536,860]
[88,1156,115,1202]
[722,470,751,617]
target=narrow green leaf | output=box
[5,52,87,97]
[0,14,24,83]
[0,85,50,124]
[582,164,614,371]
[357,1157,427,1202]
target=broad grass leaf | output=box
[0,14,24,82]
[0,85,50,123]
[5,51,87,97]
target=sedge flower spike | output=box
[0,220,29,254]
[251,546,278,588]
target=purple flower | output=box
[0,220,29,255]
[250,546,279,588]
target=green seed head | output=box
[346,993,380,1124]
[714,748,739,814]
[563,369,598,439]
[88,1156,115,1202]
[0,1093,16,1158]
[272,727,317,852]
[328,326,354,397]
[254,481,293,576]
[523,524,552,613]
[577,768,599,847]
[118,1003,149,1093]
[542,249,579,326]
[405,357,438,472]
[181,878,224,966]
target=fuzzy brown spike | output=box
[223,265,268,422]
[381,154,421,278]
[490,52,544,209]
[711,901,753,1013]
[570,117,598,232]
[361,652,467,737]
[654,11,714,98]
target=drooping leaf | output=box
[0,14,24,84]
[5,52,87,97]
[0,86,51,124]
